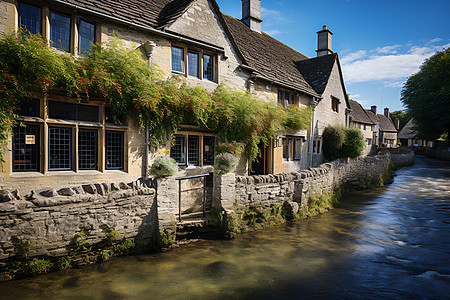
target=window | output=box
[170,133,215,166]
[283,136,303,161]
[332,97,340,113]
[203,136,215,165]
[12,125,40,172]
[172,46,185,74]
[188,51,199,77]
[78,129,97,170]
[278,90,295,108]
[48,101,99,122]
[172,46,216,81]
[366,138,372,145]
[188,135,200,166]
[106,131,124,170]
[18,2,41,35]
[49,127,72,170]
[78,18,95,55]
[313,139,322,154]
[170,135,186,165]
[203,54,214,81]
[18,98,40,117]
[50,11,71,52]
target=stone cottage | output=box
[349,100,377,155]
[0,0,350,192]
[365,106,399,148]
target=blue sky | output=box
[216,0,450,112]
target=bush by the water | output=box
[342,128,365,158]
[322,126,346,161]
[323,125,365,160]
[214,153,238,175]
[149,156,178,177]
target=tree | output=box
[401,48,450,139]
[389,110,411,131]
[341,128,365,158]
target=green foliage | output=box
[215,141,244,157]
[98,249,111,261]
[112,239,135,253]
[322,125,346,160]
[0,33,312,169]
[158,229,175,248]
[55,256,72,270]
[72,230,90,253]
[389,110,411,131]
[23,258,52,276]
[214,153,239,175]
[14,240,34,259]
[342,128,365,158]
[149,155,179,177]
[401,47,450,139]
[105,230,121,246]
[323,126,365,160]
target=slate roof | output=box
[377,114,398,133]
[58,0,195,29]
[398,119,417,139]
[222,14,319,97]
[295,54,337,95]
[349,100,374,125]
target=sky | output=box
[215,0,450,112]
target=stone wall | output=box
[214,154,392,211]
[390,149,415,167]
[426,148,450,161]
[0,180,157,260]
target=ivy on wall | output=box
[0,33,312,165]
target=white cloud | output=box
[384,81,405,88]
[265,30,282,36]
[341,42,450,83]
[429,38,443,43]
[261,7,286,21]
[376,45,401,54]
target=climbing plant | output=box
[0,33,312,165]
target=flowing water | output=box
[1,156,450,299]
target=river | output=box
[1,155,449,299]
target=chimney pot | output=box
[316,25,333,57]
[384,107,390,118]
[242,0,262,33]
[371,105,377,114]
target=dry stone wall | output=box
[214,154,392,211]
[0,180,157,260]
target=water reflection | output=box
[1,156,449,299]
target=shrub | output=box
[24,258,52,276]
[342,128,365,158]
[214,153,238,175]
[215,141,244,157]
[149,155,178,177]
[322,125,346,160]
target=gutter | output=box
[49,0,225,53]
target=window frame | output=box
[171,44,217,82]
[282,136,303,161]
[49,10,72,52]
[170,132,216,167]
[78,17,96,56]
[48,126,73,171]
[18,1,41,35]
[105,130,125,170]
[277,90,296,108]
[12,124,41,172]
[331,96,340,113]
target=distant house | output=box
[349,100,376,155]
[398,119,434,148]
[365,106,399,148]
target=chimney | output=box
[242,0,262,33]
[384,107,390,118]
[316,25,333,57]
[393,119,400,130]
[371,105,377,114]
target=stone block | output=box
[82,184,97,195]
[0,190,13,202]
[39,189,57,198]
[58,187,75,197]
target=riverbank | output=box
[0,153,395,281]
[1,155,448,299]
